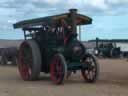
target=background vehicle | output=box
[95,38,121,58]
[0,47,17,65]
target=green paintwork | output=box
[67,62,88,70]
[13,13,92,29]
[13,9,93,72]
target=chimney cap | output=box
[69,9,77,13]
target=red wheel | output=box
[50,53,67,84]
[18,40,41,81]
[81,54,99,83]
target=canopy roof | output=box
[13,9,92,29]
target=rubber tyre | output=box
[18,40,42,81]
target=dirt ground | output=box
[0,59,128,96]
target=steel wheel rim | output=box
[18,42,33,80]
[50,56,64,84]
[81,56,97,81]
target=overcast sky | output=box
[0,0,128,41]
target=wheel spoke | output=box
[81,55,98,83]
[18,42,33,80]
[50,54,67,84]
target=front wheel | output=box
[50,53,67,84]
[81,54,99,83]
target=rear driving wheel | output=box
[50,53,67,84]
[18,40,41,81]
[81,54,99,83]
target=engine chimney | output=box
[69,9,77,33]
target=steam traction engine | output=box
[13,9,99,84]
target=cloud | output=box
[107,0,128,5]
[8,19,17,23]
[32,0,60,5]
[0,0,128,40]
[0,0,14,3]
[0,0,127,23]
[0,8,16,16]
[84,0,108,10]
